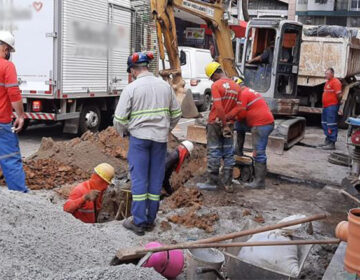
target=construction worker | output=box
[63,163,115,223]
[163,140,194,195]
[0,31,28,193]
[197,62,242,193]
[114,52,181,236]
[234,82,274,189]
[318,67,342,150]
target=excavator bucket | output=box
[181,89,200,118]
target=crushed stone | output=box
[0,189,164,280]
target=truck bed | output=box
[298,34,360,87]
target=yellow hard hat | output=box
[205,62,221,78]
[94,163,115,184]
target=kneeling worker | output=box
[63,163,115,223]
[233,81,274,189]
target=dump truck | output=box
[237,19,360,124]
[4,0,133,134]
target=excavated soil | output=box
[0,159,89,190]
[162,187,203,210]
[168,205,219,233]
[29,127,129,174]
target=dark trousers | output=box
[128,136,167,226]
[321,105,339,143]
[207,123,235,173]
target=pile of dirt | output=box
[163,187,203,210]
[29,127,129,174]
[168,206,219,233]
[0,159,89,190]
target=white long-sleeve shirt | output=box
[113,72,181,143]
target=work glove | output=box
[84,190,100,202]
[222,126,233,138]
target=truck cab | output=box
[237,19,303,115]
[162,47,214,112]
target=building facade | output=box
[296,0,360,27]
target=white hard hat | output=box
[181,140,194,155]
[0,31,15,52]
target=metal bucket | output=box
[185,248,225,280]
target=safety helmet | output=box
[0,31,15,52]
[181,140,194,155]
[205,61,221,79]
[94,163,115,184]
[234,76,245,85]
[127,51,154,73]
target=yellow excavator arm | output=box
[150,0,239,118]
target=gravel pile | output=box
[0,189,164,280]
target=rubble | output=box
[163,187,203,209]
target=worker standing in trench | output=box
[318,67,343,150]
[63,163,115,223]
[163,140,194,196]
[234,81,274,189]
[113,52,181,236]
[197,62,242,193]
[0,31,28,193]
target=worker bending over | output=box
[235,82,274,189]
[197,62,242,193]
[63,163,115,223]
[114,52,181,236]
[163,140,194,195]
[318,68,342,150]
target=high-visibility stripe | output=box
[0,151,20,160]
[131,107,169,116]
[132,194,147,202]
[78,209,95,213]
[246,97,262,108]
[171,109,182,117]
[114,115,129,124]
[148,193,160,201]
[5,83,19,88]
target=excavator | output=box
[150,0,306,156]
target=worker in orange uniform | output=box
[197,62,242,193]
[63,163,115,223]
[318,68,343,150]
[234,81,274,189]
[0,31,28,193]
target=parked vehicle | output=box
[162,47,214,112]
[7,0,132,134]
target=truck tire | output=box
[79,104,101,135]
[339,91,360,129]
[198,92,211,112]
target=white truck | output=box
[163,46,214,112]
[3,0,133,134]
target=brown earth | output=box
[168,206,219,233]
[29,127,129,174]
[162,187,203,210]
[0,159,89,190]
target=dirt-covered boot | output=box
[223,168,234,193]
[197,172,219,191]
[245,162,266,189]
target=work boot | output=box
[322,142,336,150]
[317,138,330,147]
[143,223,155,232]
[223,168,234,193]
[236,132,246,156]
[123,217,145,236]
[244,162,266,189]
[197,172,219,191]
